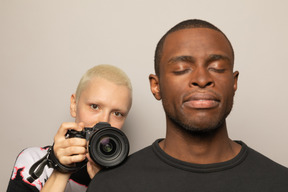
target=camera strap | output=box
[27,146,53,183]
[27,144,85,183]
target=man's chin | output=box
[172,118,224,137]
[181,125,220,137]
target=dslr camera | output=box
[66,122,129,168]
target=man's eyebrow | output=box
[207,54,231,63]
[167,54,232,66]
[168,56,195,64]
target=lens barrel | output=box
[88,126,129,168]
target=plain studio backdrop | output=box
[1,0,288,191]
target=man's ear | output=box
[149,74,161,100]
[70,94,77,118]
[233,71,239,93]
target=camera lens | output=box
[99,137,117,155]
[88,127,129,168]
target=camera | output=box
[66,122,129,168]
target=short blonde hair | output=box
[75,64,132,102]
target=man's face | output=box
[151,28,238,133]
[70,77,131,129]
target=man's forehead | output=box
[162,28,234,63]
[165,28,225,43]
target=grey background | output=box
[1,0,288,191]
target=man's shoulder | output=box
[112,143,154,168]
[128,143,154,159]
[87,143,157,192]
[94,142,156,176]
[246,144,288,172]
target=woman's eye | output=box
[114,112,123,117]
[90,104,99,110]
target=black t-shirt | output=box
[87,139,288,192]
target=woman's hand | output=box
[53,122,87,166]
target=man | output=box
[87,19,288,191]
[7,64,132,192]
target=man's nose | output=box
[189,67,214,88]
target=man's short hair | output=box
[75,64,132,102]
[154,19,235,76]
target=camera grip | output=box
[66,129,86,139]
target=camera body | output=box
[66,122,129,168]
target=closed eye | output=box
[173,68,191,75]
[208,68,226,73]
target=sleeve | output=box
[7,178,39,192]
[7,146,54,192]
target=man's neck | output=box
[160,124,241,164]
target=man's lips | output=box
[183,93,220,109]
